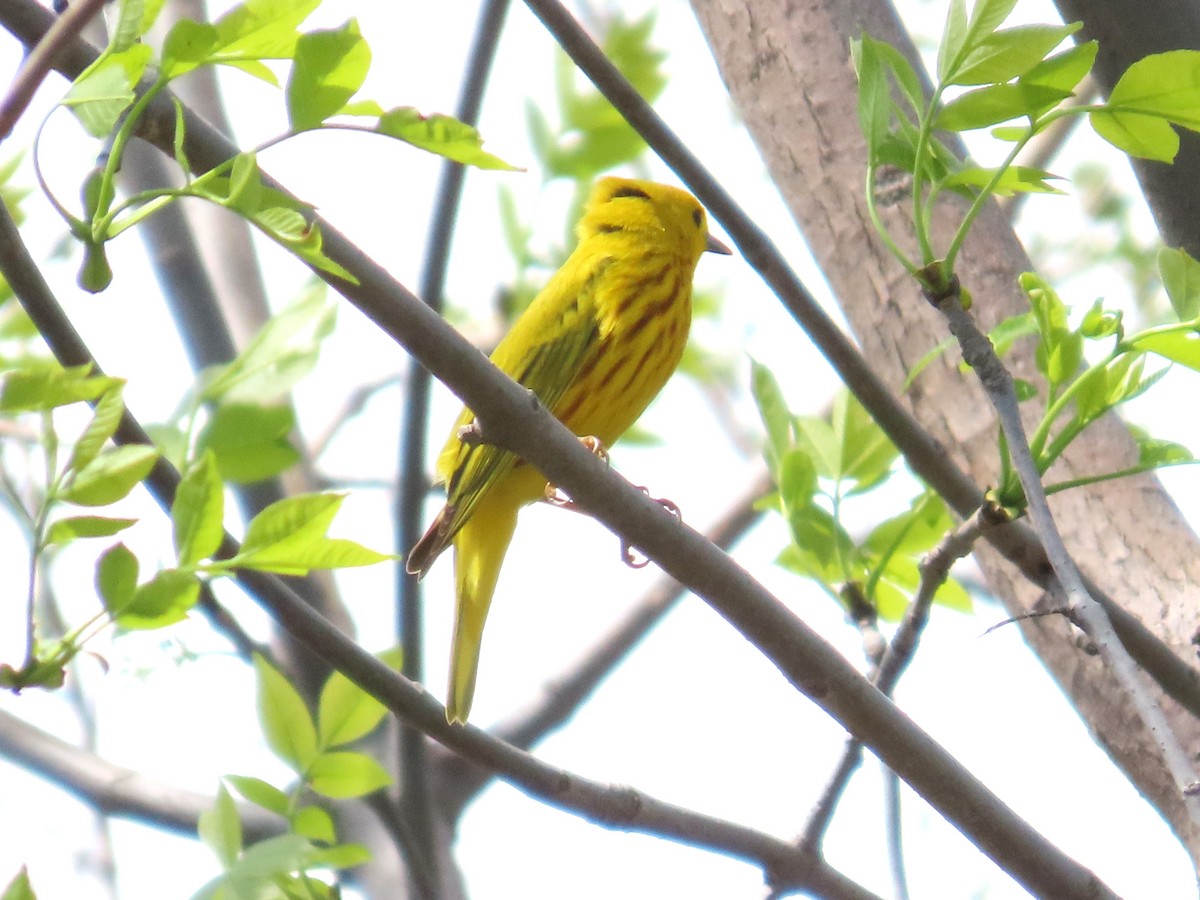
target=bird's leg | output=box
[620,489,682,569]
[543,435,609,510]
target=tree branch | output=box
[0,6,1120,895]
[0,707,284,841]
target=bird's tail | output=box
[446,496,520,725]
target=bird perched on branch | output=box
[407,176,731,724]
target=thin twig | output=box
[934,290,1200,821]
[801,508,989,850]
[396,0,513,882]
[0,10,1121,894]
[513,0,1200,728]
[883,767,910,900]
[0,0,106,141]
[0,144,881,900]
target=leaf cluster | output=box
[751,362,970,620]
[51,0,518,292]
[193,651,401,898]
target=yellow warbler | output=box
[407,176,731,724]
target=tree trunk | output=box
[690,0,1200,862]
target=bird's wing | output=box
[411,262,609,571]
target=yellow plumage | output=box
[406,176,730,724]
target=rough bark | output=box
[691,0,1200,862]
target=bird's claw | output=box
[619,488,682,569]
[543,435,610,509]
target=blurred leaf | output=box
[291,806,336,843]
[198,403,300,483]
[198,782,242,871]
[254,654,318,772]
[1131,330,1200,370]
[749,359,792,475]
[65,384,126,475]
[1158,246,1200,322]
[96,543,138,616]
[307,751,392,799]
[1021,41,1097,94]
[287,20,371,131]
[117,569,199,629]
[1,866,34,900]
[0,363,118,412]
[377,107,519,170]
[941,163,1063,196]
[46,515,137,544]
[225,775,289,816]
[936,83,1070,131]
[318,647,401,748]
[61,445,158,507]
[853,36,891,161]
[62,44,153,138]
[173,452,225,565]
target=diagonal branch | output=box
[0,7,1121,895]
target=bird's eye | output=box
[692,209,703,228]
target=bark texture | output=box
[691,0,1200,861]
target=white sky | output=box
[1,0,1198,898]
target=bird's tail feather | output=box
[446,499,520,725]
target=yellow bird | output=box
[407,177,731,724]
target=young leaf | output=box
[942,164,1063,197]
[950,23,1079,87]
[287,20,371,131]
[46,515,137,544]
[1131,331,1200,370]
[377,108,519,171]
[61,44,153,138]
[778,449,818,516]
[1158,246,1200,322]
[1021,41,1098,94]
[117,569,200,629]
[853,36,891,162]
[212,0,322,60]
[173,452,225,566]
[307,751,392,799]
[198,782,243,871]
[161,19,219,79]
[1,867,34,900]
[61,444,158,507]
[225,775,290,816]
[291,805,336,843]
[749,359,792,475]
[66,384,126,475]
[0,364,117,412]
[1090,110,1179,163]
[254,654,319,772]
[240,492,343,555]
[96,543,139,616]
[1090,50,1200,162]
[198,403,300,484]
[236,537,393,576]
[318,647,401,748]
[832,391,897,493]
[936,83,1070,131]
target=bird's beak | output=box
[705,233,733,255]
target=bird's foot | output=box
[544,435,609,510]
[620,489,682,569]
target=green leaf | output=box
[988,312,1038,356]
[778,449,817,516]
[61,44,153,138]
[61,444,158,507]
[1159,246,1200,322]
[202,284,336,404]
[865,492,953,558]
[1,866,34,900]
[1091,50,1200,162]
[46,515,137,544]
[873,38,926,115]
[1136,432,1193,467]
[778,505,856,586]
[291,805,336,843]
[307,751,392,799]
[198,403,300,484]
[66,384,126,475]
[1090,109,1179,162]
[950,23,1079,86]
[318,647,400,748]
[96,543,138,616]
[936,83,1071,131]
[212,0,322,60]
[224,834,314,880]
[937,0,969,81]
[287,19,371,131]
[1021,41,1097,94]
[241,492,342,554]
[238,537,393,576]
[0,363,117,412]
[831,391,897,492]
[225,775,289,816]
[1079,299,1122,340]
[939,0,1020,81]
[749,359,792,475]
[198,782,242,871]
[161,19,219,79]
[254,654,319,772]
[1131,330,1200,370]
[117,569,199,629]
[1012,378,1038,401]
[377,107,519,171]
[109,0,154,52]
[853,36,891,161]
[225,152,263,214]
[941,164,1063,197]
[173,452,226,566]
[310,842,371,870]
